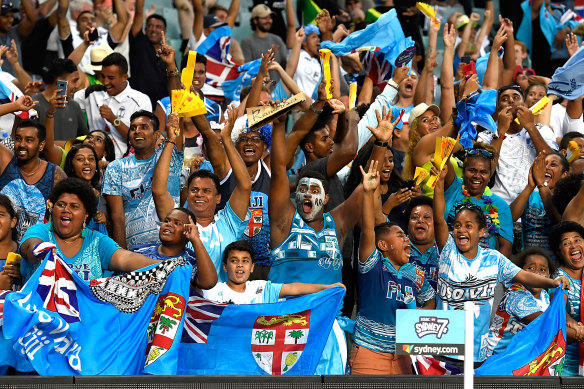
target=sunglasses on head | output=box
[498,84,523,96]
[466,149,494,159]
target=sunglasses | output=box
[466,149,494,159]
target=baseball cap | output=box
[204,15,227,29]
[409,103,440,124]
[251,4,274,19]
[1,0,18,15]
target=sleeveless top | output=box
[219,159,272,266]
[268,211,342,285]
[0,156,55,242]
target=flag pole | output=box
[464,301,474,389]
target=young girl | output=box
[484,247,555,357]
[0,195,19,290]
[433,166,569,368]
[549,221,584,376]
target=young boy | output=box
[202,240,344,304]
[351,161,435,375]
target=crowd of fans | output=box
[1,0,584,376]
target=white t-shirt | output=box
[479,124,558,205]
[203,280,283,304]
[550,103,584,139]
[292,50,321,98]
[74,83,152,158]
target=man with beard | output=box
[478,85,557,205]
[129,0,171,107]
[74,53,152,159]
[0,120,66,241]
[240,5,287,70]
[405,196,439,297]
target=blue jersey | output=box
[0,156,56,242]
[193,201,248,283]
[133,243,198,281]
[354,249,434,353]
[444,175,513,249]
[409,243,439,295]
[522,190,552,251]
[268,212,342,285]
[101,145,183,250]
[20,223,120,283]
[485,284,549,357]
[554,268,581,376]
[437,234,520,362]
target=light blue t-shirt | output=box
[203,280,282,304]
[20,223,121,283]
[409,243,439,297]
[101,145,183,250]
[485,284,549,357]
[522,190,552,251]
[354,249,434,353]
[554,268,581,376]
[444,175,514,249]
[437,234,521,362]
[193,201,248,283]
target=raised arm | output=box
[284,0,296,49]
[246,48,274,110]
[220,106,251,220]
[359,160,380,261]
[433,164,450,250]
[56,0,70,39]
[285,28,304,78]
[499,15,515,87]
[190,0,203,42]
[474,6,493,49]
[152,113,183,220]
[531,152,562,223]
[482,25,507,91]
[42,90,67,166]
[440,23,456,123]
[267,60,312,110]
[17,0,38,37]
[67,29,92,65]
[109,0,131,42]
[159,31,180,93]
[414,19,440,106]
[326,102,357,177]
[131,0,144,38]
[184,217,217,289]
[562,180,584,224]
[516,107,554,155]
[510,163,536,221]
[224,0,239,28]
[193,112,229,179]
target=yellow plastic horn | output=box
[319,49,333,99]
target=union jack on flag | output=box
[197,26,240,98]
[181,291,227,343]
[36,253,81,323]
[0,290,10,327]
[360,51,393,89]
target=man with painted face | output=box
[478,84,557,205]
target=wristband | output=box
[374,140,389,148]
[165,139,176,146]
[166,70,179,78]
[309,105,323,115]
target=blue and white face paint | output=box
[295,177,326,222]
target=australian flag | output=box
[1,250,192,375]
[177,287,345,375]
[475,285,566,376]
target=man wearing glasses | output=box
[478,84,557,206]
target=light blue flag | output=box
[455,89,498,149]
[222,58,262,101]
[475,285,566,376]
[1,251,191,375]
[178,287,345,375]
[321,9,406,58]
[548,46,584,99]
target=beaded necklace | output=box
[461,185,501,236]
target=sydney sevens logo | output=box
[414,317,449,339]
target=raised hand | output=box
[566,32,579,57]
[327,98,345,114]
[393,65,409,84]
[167,112,179,140]
[492,24,508,50]
[360,159,380,193]
[295,27,305,44]
[183,216,201,242]
[316,9,335,34]
[531,152,547,187]
[49,90,66,113]
[14,95,38,111]
[443,23,456,49]
[366,106,400,142]
[158,31,176,66]
[221,105,238,141]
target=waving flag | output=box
[178,287,345,375]
[197,26,239,98]
[548,46,584,99]
[475,285,566,376]
[2,250,191,375]
[222,58,262,101]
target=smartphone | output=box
[88,28,99,42]
[56,80,68,100]
[461,55,471,64]
[402,179,415,190]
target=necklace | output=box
[59,233,83,244]
[461,185,501,236]
[20,159,42,177]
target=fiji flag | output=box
[222,58,262,102]
[1,250,191,375]
[548,46,584,100]
[475,285,566,376]
[197,26,239,98]
[178,287,345,375]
